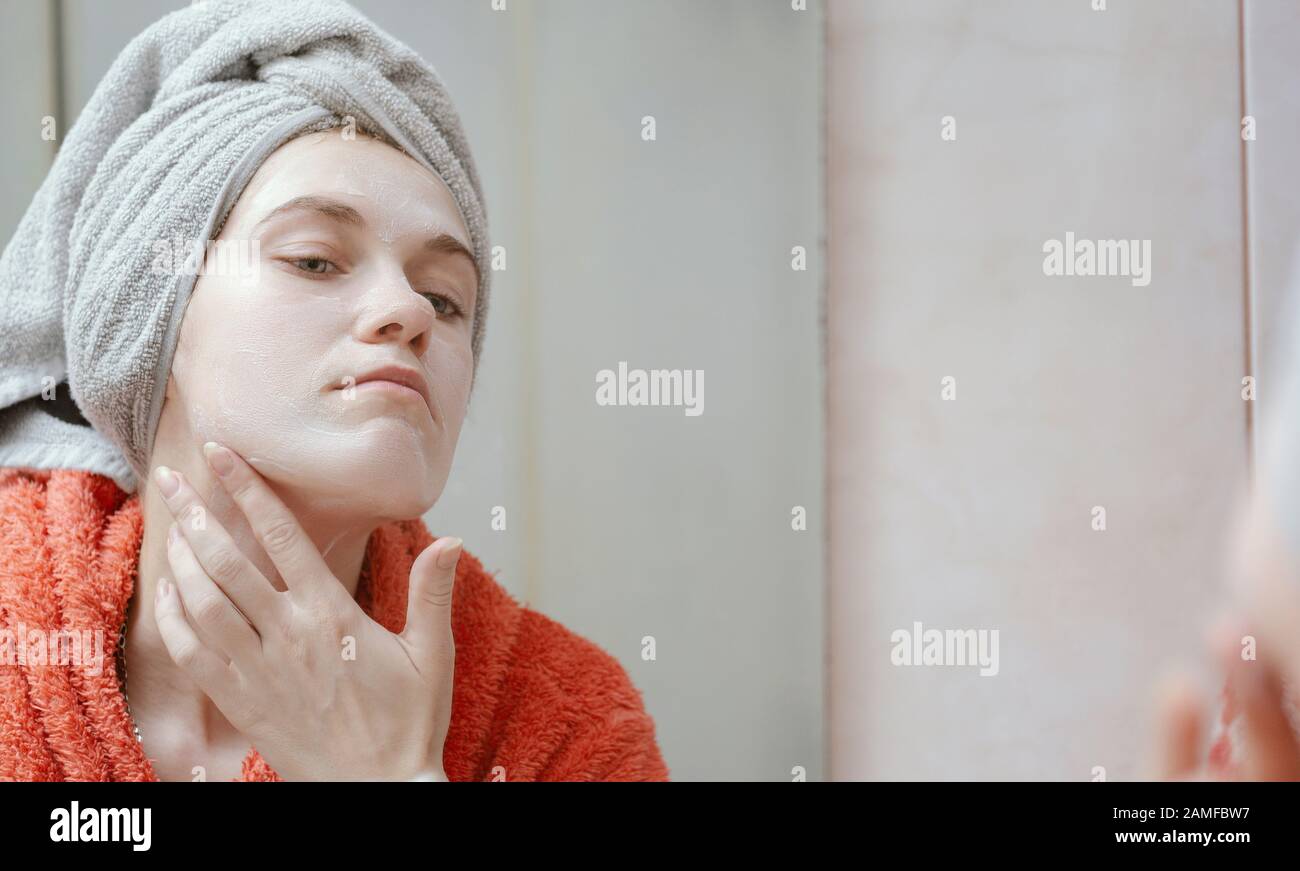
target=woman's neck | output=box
[125,440,375,751]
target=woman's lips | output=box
[340,365,434,421]
[355,378,428,409]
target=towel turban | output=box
[0,0,491,493]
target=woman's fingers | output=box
[1224,503,1300,779]
[400,536,461,675]
[1241,591,1300,701]
[1234,655,1300,780]
[152,464,281,629]
[164,520,263,665]
[153,576,241,708]
[200,442,332,600]
[1149,671,1205,781]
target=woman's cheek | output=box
[430,336,475,436]
[176,296,314,478]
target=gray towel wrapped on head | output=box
[0,0,491,493]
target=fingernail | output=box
[436,537,463,569]
[156,578,169,602]
[167,523,178,546]
[204,442,234,478]
[154,466,179,497]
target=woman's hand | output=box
[1148,499,1300,782]
[1151,627,1300,781]
[1148,625,1297,780]
[150,441,460,781]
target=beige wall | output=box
[827,0,1266,779]
[0,1,58,240]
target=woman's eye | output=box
[421,291,464,318]
[291,257,336,274]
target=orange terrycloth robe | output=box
[0,468,670,782]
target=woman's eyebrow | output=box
[423,233,478,282]
[251,193,478,282]
[251,195,365,233]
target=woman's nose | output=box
[354,283,435,358]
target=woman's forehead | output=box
[230,129,469,244]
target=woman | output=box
[0,0,668,781]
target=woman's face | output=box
[163,128,478,521]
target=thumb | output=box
[401,536,462,666]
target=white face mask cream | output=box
[162,127,478,525]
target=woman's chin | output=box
[343,466,443,517]
[373,483,442,521]
[246,451,443,517]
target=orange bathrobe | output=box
[0,468,670,782]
